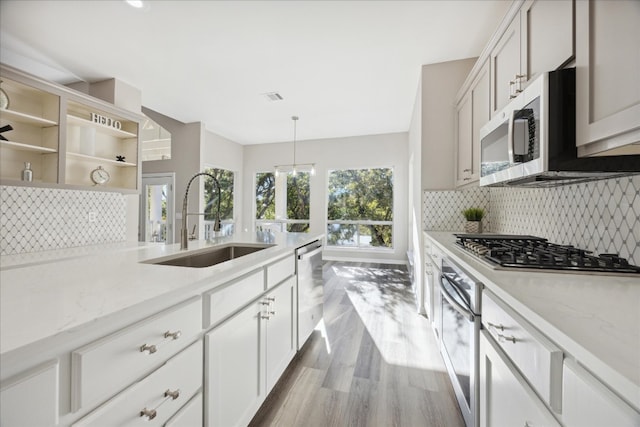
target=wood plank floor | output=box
[249,261,465,427]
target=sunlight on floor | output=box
[331,264,446,373]
[313,319,331,355]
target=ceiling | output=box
[0,0,510,145]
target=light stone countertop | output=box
[424,230,640,411]
[0,232,323,356]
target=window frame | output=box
[325,166,395,251]
[202,165,236,238]
[254,170,311,233]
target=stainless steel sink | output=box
[144,244,273,268]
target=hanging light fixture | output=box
[274,116,315,177]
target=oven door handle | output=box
[440,275,475,322]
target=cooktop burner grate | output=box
[454,234,640,274]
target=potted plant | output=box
[462,207,485,233]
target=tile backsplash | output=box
[1,186,126,255]
[423,175,640,265]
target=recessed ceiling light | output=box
[125,0,144,8]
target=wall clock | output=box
[90,166,110,185]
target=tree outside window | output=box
[203,167,234,221]
[327,168,393,248]
[255,171,310,232]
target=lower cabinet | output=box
[205,299,263,427]
[562,359,640,427]
[0,360,59,427]
[165,391,203,427]
[205,277,296,427]
[479,329,560,427]
[73,340,203,426]
[265,276,296,393]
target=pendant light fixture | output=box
[275,116,315,177]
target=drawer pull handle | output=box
[139,389,180,420]
[260,301,271,306]
[268,311,276,316]
[261,314,272,320]
[164,388,180,400]
[497,332,517,344]
[140,343,157,354]
[265,297,276,302]
[140,408,157,420]
[487,322,505,332]
[164,330,182,340]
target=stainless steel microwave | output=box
[479,68,640,187]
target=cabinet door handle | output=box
[487,322,505,332]
[140,408,157,420]
[496,332,517,344]
[139,389,181,420]
[139,343,157,354]
[164,388,180,400]
[164,330,181,340]
[268,311,276,316]
[265,297,276,302]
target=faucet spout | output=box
[181,172,222,250]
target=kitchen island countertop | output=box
[424,230,640,412]
[0,232,322,356]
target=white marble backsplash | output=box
[423,175,640,265]
[1,186,126,255]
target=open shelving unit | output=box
[0,64,142,193]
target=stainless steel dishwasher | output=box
[295,240,324,350]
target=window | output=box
[327,168,393,249]
[255,171,310,232]
[140,114,172,161]
[203,167,234,237]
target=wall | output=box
[1,186,126,255]
[243,132,409,263]
[201,128,244,230]
[142,108,245,242]
[423,175,640,265]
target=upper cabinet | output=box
[575,0,640,156]
[0,64,142,193]
[490,0,574,117]
[0,76,60,185]
[456,60,490,186]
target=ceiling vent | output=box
[263,92,284,102]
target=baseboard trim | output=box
[322,255,408,266]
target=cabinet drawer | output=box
[73,340,202,427]
[482,290,563,412]
[71,296,202,412]
[204,269,263,328]
[0,360,58,427]
[267,254,295,289]
[563,359,640,427]
[165,391,203,427]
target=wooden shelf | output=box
[0,140,57,154]
[0,108,58,127]
[66,151,136,167]
[67,114,137,138]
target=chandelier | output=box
[274,116,315,177]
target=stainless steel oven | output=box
[439,258,482,427]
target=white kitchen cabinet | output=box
[490,0,573,117]
[205,275,296,427]
[0,360,59,427]
[521,0,573,84]
[456,60,490,187]
[165,391,203,427]
[562,358,640,427]
[0,63,142,192]
[575,0,640,155]
[265,276,296,393]
[73,340,202,427]
[483,289,563,412]
[71,296,202,412]
[490,16,522,116]
[205,299,264,427]
[479,330,561,427]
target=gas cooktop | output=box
[454,234,640,274]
